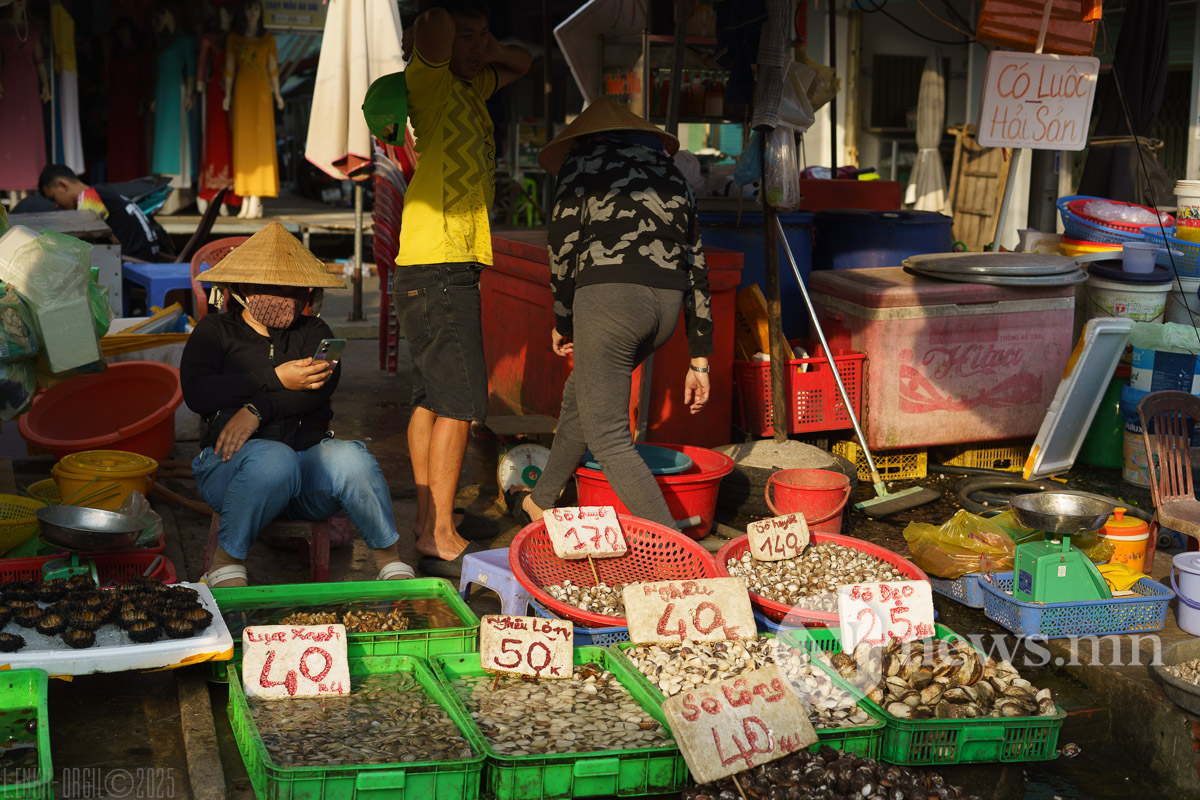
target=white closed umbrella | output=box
[305,0,405,179]
[908,50,948,214]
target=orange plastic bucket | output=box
[764,468,851,534]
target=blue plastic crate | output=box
[930,573,987,609]
[528,599,629,646]
[1057,195,1147,245]
[978,571,1173,639]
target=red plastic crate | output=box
[733,340,865,437]
[0,552,176,584]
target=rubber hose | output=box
[931,464,1027,478]
[955,475,1154,523]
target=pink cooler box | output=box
[810,267,1075,450]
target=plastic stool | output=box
[122,262,194,316]
[458,547,531,615]
[204,514,331,583]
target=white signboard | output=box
[661,665,817,785]
[242,625,350,700]
[976,51,1099,151]
[480,615,574,678]
[624,578,756,644]
[543,506,628,560]
[747,514,810,562]
[837,580,936,652]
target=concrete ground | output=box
[20,273,1200,798]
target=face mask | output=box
[241,287,309,328]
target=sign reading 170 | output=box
[977,51,1099,152]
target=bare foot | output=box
[413,510,465,540]
[415,529,470,560]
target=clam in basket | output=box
[508,514,719,628]
[714,532,929,626]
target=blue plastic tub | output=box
[698,210,814,338]
[929,573,987,609]
[978,571,1173,639]
[528,599,629,646]
[811,210,953,271]
[581,443,693,476]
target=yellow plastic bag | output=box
[903,509,1030,579]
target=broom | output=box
[776,218,942,518]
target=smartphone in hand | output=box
[313,338,347,366]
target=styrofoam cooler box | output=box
[810,267,1075,450]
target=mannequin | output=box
[49,0,84,174]
[105,17,150,182]
[197,4,241,216]
[224,0,283,220]
[150,5,196,192]
[0,0,51,202]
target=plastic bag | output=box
[780,61,816,133]
[797,46,839,113]
[903,509,1027,579]
[88,270,113,339]
[1080,200,1165,227]
[116,490,165,550]
[764,127,801,211]
[0,283,38,363]
[734,130,763,187]
[0,359,36,420]
[7,231,92,307]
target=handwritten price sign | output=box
[836,580,935,652]
[747,513,810,562]
[977,51,1099,151]
[624,578,756,644]
[480,614,574,679]
[543,506,628,560]
[242,625,350,700]
[662,665,817,784]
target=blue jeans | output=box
[192,438,400,560]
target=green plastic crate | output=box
[0,669,51,800]
[210,578,479,681]
[431,647,689,800]
[228,654,487,800]
[781,625,1066,766]
[609,637,886,759]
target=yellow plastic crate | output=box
[832,441,927,481]
[937,440,1032,473]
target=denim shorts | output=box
[392,262,489,422]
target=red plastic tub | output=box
[0,552,176,584]
[574,443,735,540]
[19,362,182,461]
[715,533,928,626]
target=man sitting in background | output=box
[38,164,172,261]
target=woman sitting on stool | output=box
[181,221,415,587]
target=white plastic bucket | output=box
[1086,275,1171,323]
[1172,552,1200,636]
[1166,276,1200,326]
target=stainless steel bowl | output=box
[36,505,143,551]
[1008,492,1114,534]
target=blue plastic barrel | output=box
[698,210,814,338]
[811,210,953,271]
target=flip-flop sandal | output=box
[455,507,500,541]
[199,564,248,588]
[419,541,489,580]
[503,489,535,527]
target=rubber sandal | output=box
[377,561,416,580]
[200,564,248,588]
[419,541,488,580]
[503,489,535,527]
[455,508,500,541]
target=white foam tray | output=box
[0,583,234,676]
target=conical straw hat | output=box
[538,96,679,176]
[196,221,346,288]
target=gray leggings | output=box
[532,283,683,528]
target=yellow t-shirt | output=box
[396,50,498,267]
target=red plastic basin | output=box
[19,361,182,461]
[573,443,735,540]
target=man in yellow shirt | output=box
[394,0,531,564]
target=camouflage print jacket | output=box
[547,137,714,358]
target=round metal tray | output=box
[903,252,1081,275]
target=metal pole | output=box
[991,149,1022,250]
[1027,148,1058,232]
[762,136,789,443]
[542,0,554,223]
[350,182,364,321]
[828,4,837,173]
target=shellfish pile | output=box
[683,746,983,800]
[621,638,876,730]
[449,662,670,756]
[1165,658,1200,688]
[279,609,410,633]
[250,672,473,766]
[542,580,631,617]
[725,545,905,612]
[828,638,1058,720]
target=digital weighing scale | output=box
[1008,493,1113,604]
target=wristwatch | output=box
[243,403,263,421]
[689,364,710,373]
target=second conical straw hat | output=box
[196,221,346,288]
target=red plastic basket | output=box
[733,340,865,438]
[573,444,734,541]
[508,513,719,628]
[1065,197,1174,235]
[714,533,928,626]
[0,552,176,584]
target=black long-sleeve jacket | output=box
[180,309,340,451]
